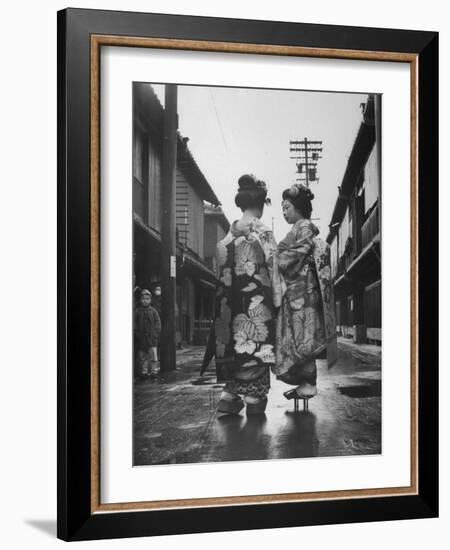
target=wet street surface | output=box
[133,339,381,466]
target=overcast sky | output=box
[152,83,367,242]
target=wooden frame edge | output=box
[93,486,417,514]
[92,34,417,62]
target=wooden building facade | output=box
[133,83,228,346]
[327,95,381,344]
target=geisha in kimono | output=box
[273,184,337,410]
[214,174,281,415]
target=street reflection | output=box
[213,414,269,462]
[210,410,318,463]
[275,411,318,459]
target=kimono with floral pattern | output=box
[214,218,281,397]
[273,219,337,384]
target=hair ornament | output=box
[288,183,314,201]
[237,174,271,206]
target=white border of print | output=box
[101,46,410,504]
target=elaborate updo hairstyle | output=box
[234,174,270,212]
[282,184,314,219]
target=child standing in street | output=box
[134,289,161,379]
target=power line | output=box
[209,90,229,153]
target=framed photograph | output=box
[57,8,438,541]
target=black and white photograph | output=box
[132,82,382,466]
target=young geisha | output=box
[274,184,337,411]
[214,174,281,415]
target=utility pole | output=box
[160,84,178,372]
[374,94,382,259]
[289,138,323,187]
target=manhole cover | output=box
[338,380,381,398]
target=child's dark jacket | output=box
[134,305,161,349]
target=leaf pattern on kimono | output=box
[233,302,271,343]
[259,230,278,264]
[322,283,332,303]
[244,261,256,276]
[319,265,331,281]
[290,297,305,311]
[241,282,258,292]
[233,330,248,345]
[292,308,321,359]
[254,344,275,363]
[285,281,306,308]
[216,240,229,268]
[235,260,256,277]
[234,339,256,355]
[248,295,265,309]
[249,303,271,322]
[234,238,264,268]
[220,267,232,287]
[234,263,245,276]
[234,314,266,342]
[254,267,270,287]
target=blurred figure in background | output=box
[152,283,162,316]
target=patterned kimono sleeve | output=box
[313,237,338,366]
[259,229,283,308]
[278,221,316,276]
